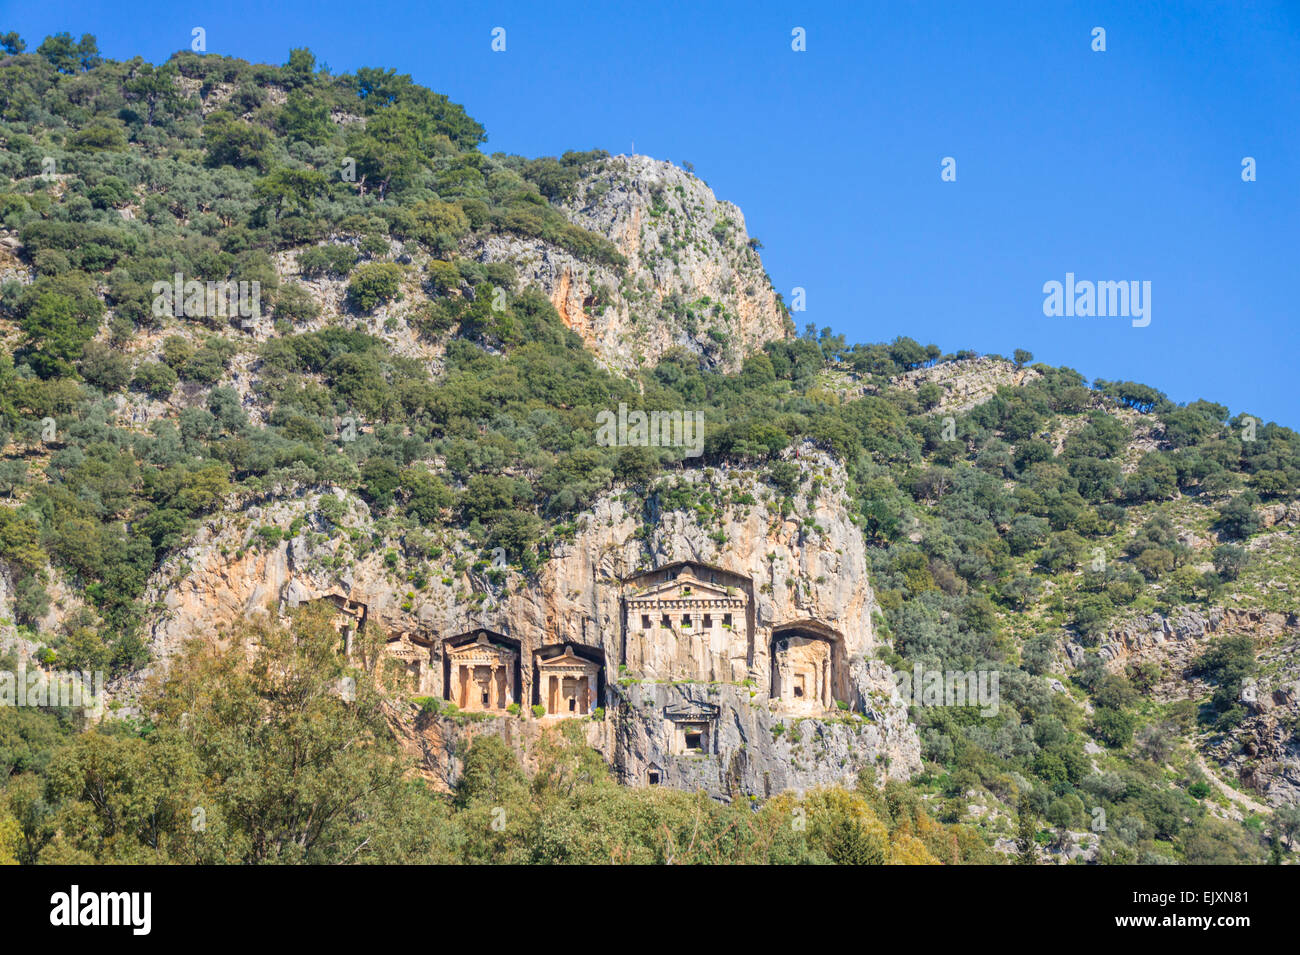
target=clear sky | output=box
[4,0,1299,426]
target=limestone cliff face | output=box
[465,155,791,373]
[833,357,1043,414]
[1063,607,1299,686]
[1061,607,1300,809]
[1212,701,1300,809]
[123,447,921,798]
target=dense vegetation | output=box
[0,604,986,864]
[0,34,1297,864]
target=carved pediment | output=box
[446,632,516,665]
[627,573,739,605]
[536,648,600,674]
[663,700,719,722]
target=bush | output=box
[347,262,404,313]
[1217,495,1260,540]
[179,339,236,384]
[298,244,356,277]
[78,341,131,392]
[131,361,178,399]
[1092,706,1137,747]
[272,283,320,324]
[16,274,106,377]
[1211,543,1249,581]
[1072,593,1114,642]
[425,260,461,294]
[359,457,401,510]
[1194,635,1258,711]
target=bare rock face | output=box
[1066,608,1298,682]
[611,659,919,798]
[1260,501,1300,529]
[838,357,1042,414]
[1210,702,1300,809]
[889,358,1042,413]
[123,447,921,799]
[1062,606,1300,809]
[1094,609,1227,672]
[465,155,791,373]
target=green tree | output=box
[146,604,442,863]
[1015,809,1038,864]
[203,112,271,170]
[346,262,404,312]
[36,32,100,73]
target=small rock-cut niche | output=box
[664,701,719,755]
[533,645,603,717]
[442,631,520,713]
[674,721,709,754]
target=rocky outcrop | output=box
[1094,609,1228,671]
[1260,501,1300,530]
[886,358,1042,413]
[843,358,1039,414]
[1065,608,1298,674]
[610,659,918,798]
[1209,705,1300,809]
[120,445,921,799]
[1062,606,1300,808]
[465,155,790,373]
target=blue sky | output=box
[5,0,1299,425]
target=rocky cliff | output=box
[118,445,920,799]
[1063,607,1300,810]
[466,155,791,373]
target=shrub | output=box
[1092,706,1137,748]
[347,262,404,313]
[425,260,461,294]
[1194,635,1258,711]
[78,341,131,392]
[179,339,236,384]
[272,282,320,324]
[1217,495,1260,540]
[298,244,356,277]
[1211,543,1249,581]
[131,361,178,399]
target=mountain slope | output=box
[0,36,1297,865]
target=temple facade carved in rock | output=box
[770,621,846,716]
[621,564,752,683]
[297,560,854,797]
[534,646,601,717]
[443,631,520,713]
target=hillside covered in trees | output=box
[0,33,1298,865]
